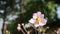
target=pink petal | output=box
[33,13,37,19]
[40,14,44,18]
[42,14,44,17]
[39,19,47,26]
[39,22,45,26]
[37,12,41,17]
[29,18,35,24]
[41,19,45,23]
[18,24,21,27]
[37,12,41,15]
[41,18,47,23]
[33,13,37,16]
[34,24,40,27]
[45,19,47,23]
[17,26,21,31]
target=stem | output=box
[38,30,40,34]
[22,26,31,34]
[35,27,37,34]
[21,29,25,34]
[32,26,37,34]
[23,26,28,34]
[38,26,40,34]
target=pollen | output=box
[36,17,41,23]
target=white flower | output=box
[29,11,47,27]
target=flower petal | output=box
[40,14,44,18]
[17,26,21,31]
[37,12,41,17]
[39,19,47,26]
[41,19,45,23]
[45,19,47,23]
[18,24,21,27]
[37,12,41,15]
[39,22,45,26]
[34,23,40,27]
[29,18,35,24]
[41,19,47,23]
[33,13,37,19]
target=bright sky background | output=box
[0,18,3,34]
[0,5,60,34]
[57,6,60,19]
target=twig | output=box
[23,27,28,33]
[21,29,25,34]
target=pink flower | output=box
[29,12,47,27]
[17,24,21,31]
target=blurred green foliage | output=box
[7,20,18,34]
[20,0,57,23]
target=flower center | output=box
[36,17,41,23]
